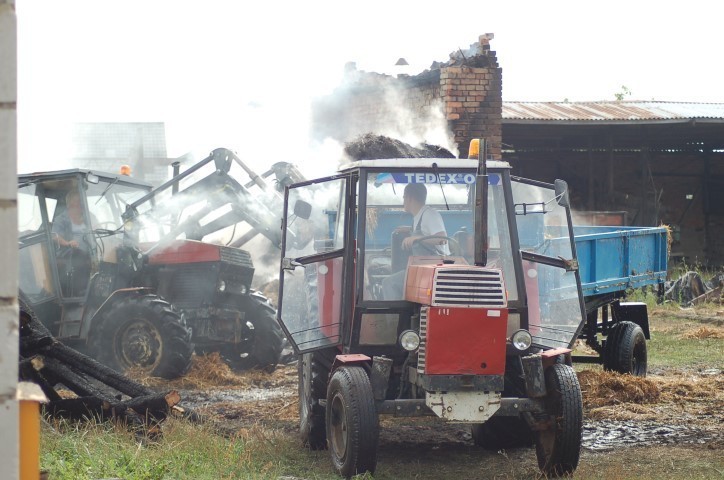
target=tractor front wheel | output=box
[535,363,583,477]
[326,366,379,478]
[91,293,193,379]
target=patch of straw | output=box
[578,370,660,408]
[680,326,724,339]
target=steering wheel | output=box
[411,235,460,256]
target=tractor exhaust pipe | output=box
[472,139,488,267]
[171,161,180,195]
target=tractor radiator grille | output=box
[417,307,428,374]
[431,268,506,308]
[219,246,254,268]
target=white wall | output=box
[0,1,19,479]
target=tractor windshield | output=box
[361,169,518,303]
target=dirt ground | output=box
[133,313,723,478]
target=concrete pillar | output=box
[0,1,19,480]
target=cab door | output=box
[278,175,353,353]
[511,177,586,349]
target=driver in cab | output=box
[382,183,449,300]
[52,189,96,296]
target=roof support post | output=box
[607,133,614,195]
[640,139,650,225]
[587,136,594,210]
[702,147,711,264]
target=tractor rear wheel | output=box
[222,292,284,372]
[326,366,379,478]
[299,352,329,450]
[91,293,193,379]
[472,417,533,450]
[535,363,583,477]
[472,358,533,450]
[603,321,647,376]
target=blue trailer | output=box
[571,225,668,373]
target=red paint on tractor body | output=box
[424,306,508,375]
[145,240,221,264]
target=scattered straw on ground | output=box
[578,369,724,423]
[126,354,297,390]
[680,326,724,339]
[578,370,661,408]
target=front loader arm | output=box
[122,148,301,252]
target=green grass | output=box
[647,312,724,370]
[41,419,320,480]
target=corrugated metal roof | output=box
[502,101,724,123]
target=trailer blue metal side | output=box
[573,226,669,299]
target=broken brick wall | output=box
[311,36,502,159]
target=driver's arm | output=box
[51,214,74,247]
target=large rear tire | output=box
[603,321,647,376]
[299,352,329,450]
[535,363,583,477]
[472,417,533,450]
[222,292,284,372]
[326,366,379,478]
[91,293,193,379]
[472,358,532,449]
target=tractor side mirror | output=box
[554,179,570,207]
[293,200,312,220]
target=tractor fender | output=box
[612,302,650,339]
[82,287,153,340]
[331,354,372,374]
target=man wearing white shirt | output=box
[382,183,449,300]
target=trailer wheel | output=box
[91,294,193,379]
[299,352,328,450]
[224,293,284,372]
[535,363,582,477]
[326,366,379,478]
[604,321,647,377]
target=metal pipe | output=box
[474,138,489,267]
[171,161,180,195]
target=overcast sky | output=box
[15,0,724,171]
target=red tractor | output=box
[277,140,586,477]
[18,148,300,378]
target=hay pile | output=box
[344,134,455,160]
[578,369,723,422]
[681,326,724,339]
[578,370,661,409]
[128,353,253,389]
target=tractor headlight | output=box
[511,329,532,351]
[399,330,420,351]
[218,280,226,292]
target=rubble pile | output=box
[664,271,724,306]
[344,133,455,160]
[18,297,193,434]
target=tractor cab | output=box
[278,156,585,357]
[278,140,588,478]
[18,169,151,338]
